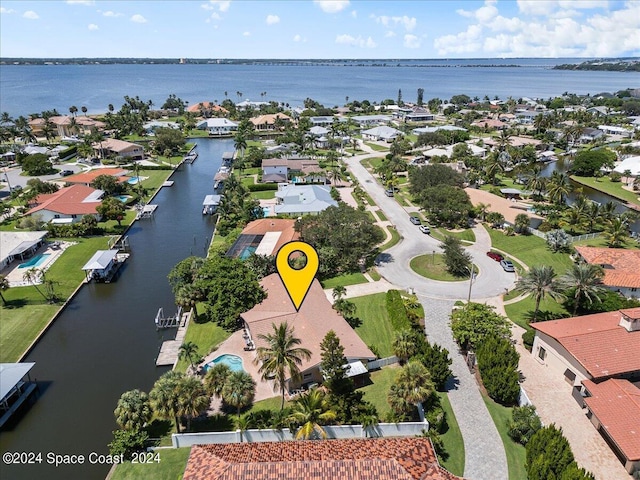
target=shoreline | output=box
[570,175,640,210]
[13,165,177,362]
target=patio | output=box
[1,241,72,287]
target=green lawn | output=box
[437,391,465,477]
[410,254,473,282]
[320,272,368,289]
[571,175,640,207]
[572,236,640,250]
[379,226,402,251]
[431,228,476,243]
[250,395,288,412]
[1,236,113,362]
[110,447,191,480]
[367,267,382,281]
[482,396,527,480]
[351,293,394,357]
[376,210,388,221]
[359,366,399,417]
[139,169,174,196]
[250,190,276,200]
[174,314,231,372]
[504,295,568,330]
[364,143,390,152]
[486,229,573,274]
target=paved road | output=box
[344,144,509,479]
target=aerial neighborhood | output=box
[2,86,640,480]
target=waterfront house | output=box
[196,118,238,136]
[250,113,292,131]
[143,120,180,134]
[579,128,605,144]
[242,274,375,390]
[62,167,130,186]
[31,115,107,138]
[261,158,289,183]
[309,116,335,126]
[274,184,337,215]
[573,246,640,298]
[0,231,48,270]
[226,218,299,258]
[92,139,144,160]
[361,125,401,142]
[613,155,640,176]
[351,114,393,127]
[182,438,462,480]
[187,102,229,116]
[27,184,103,224]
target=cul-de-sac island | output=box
[2,88,640,480]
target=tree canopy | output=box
[450,302,511,351]
[570,149,616,176]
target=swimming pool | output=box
[262,206,271,216]
[239,246,257,260]
[204,354,245,373]
[115,195,131,203]
[18,253,51,269]
[127,177,140,185]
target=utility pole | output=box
[467,264,475,302]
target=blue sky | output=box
[1,1,639,59]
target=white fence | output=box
[526,228,602,244]
[172,421,429,448]
[519,386,533,407]
[368,356,399,370]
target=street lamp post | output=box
[432,250,435,265]
[467,264,475,303]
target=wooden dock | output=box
[155,310,192,367]
[162,180,174,187]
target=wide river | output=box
[1,58,638,118]
[0,137,229,480]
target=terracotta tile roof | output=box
[582,379,640,461]
[63,168,129,185]
[182,438,464,480]
[92,138,143,154]
[531,310,640,378]
[574,246,640,288]
[187,102,229,114]
[250,113,292,126]
[242,274,375,376]
[27,184,102,216]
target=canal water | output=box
[0,137,231,480]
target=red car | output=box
[486,251,504,262]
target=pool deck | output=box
[2,241,74,287]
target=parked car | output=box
[60,170,73,176]
[419,225,431,234]
[409,216,422,225]
[500,259,515,272]
[486,251,504,262]
[384,189,394,197]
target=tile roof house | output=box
[226,219,300,258]
[465,188,543,229]
[242,274,375,390]
[27,184,104,224]
[574,246,640,298]
[274,184,337,215]
[92,139,144,160]
[582,378,640,475]
[187,102,229,115]
[250,113,292,131]
[183,438,464,480]
[30,115,107,137]
[62,167,130,186]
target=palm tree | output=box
[176,376,209,432]
[114,389,152,431]
[515,266,565,322]
[22,268,48,302]
[560,263,606,316]
[221,371,256,428]
[475,202,491,221]
[204,363,231,399]
[233,133,247,164]
[0,274,9,306]
[388,361,433,418]
[174,283,202,320]
[178,341,200,372]
[288,388,337,440]
[604,217,629,248]
[254,322,312,410]
[332,285,346,301]
[392,330,418,363]
[547,171,572,205]
[149,371,184,433]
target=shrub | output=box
[108,429,148,460]
[508,405,542,445]
[522,329,535,350]
[546,229,571,252]
[537,221,553,233]
[476,336,520,405]
[416,342,452,391]
[385,290,413,331]
[526,425,576,480]
[247,183,279,192]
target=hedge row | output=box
[58,145,77,160]
[385,290,413,331]
[477,336,520,406]
[248,183,279,192]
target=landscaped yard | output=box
[351,292,395,357]
[504,295,568,330]
[482,396,527,480]
[410,254,474,282]
[437,391,465,477]
[110,447,191,480]
[1,236,114,362]
[320,272,369,289]
[359,366,399,417]
[486,228,573,274]
[378,225,402,251]
[174,314,231,372]
[571,175,640,207]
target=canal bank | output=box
[0,138,232,480]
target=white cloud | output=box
[456,8,474,18]
[88,23,99,30]
[130,14,147,24]
[384,30,396,38]
[66,0,95,5]
[404,34,421,49]
[102,11,123,17]
[202,1,230,12]
[373,15,417,32]
[314,1,349,14]
[0,7,16,14]
[434,24,483,55]
[23,11,39,20]
[293,34,307,43]
[335,34,376,48]
[243,31,251,36]
[209,12,221,21]
[266,14,280,25]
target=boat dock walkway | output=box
[155,310,192,367]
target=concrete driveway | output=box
[343,148,516,300]
[1,163,85,191]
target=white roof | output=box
[614,156,640,176]
[203,194,221,206]
[1,231,48,264]
[82,249,119,271]
[344,360,367,378]
[0,363,35,401]
[254,231,282,256]
[309,126,329,135]
[274,185,337,214]
[197,118,238,128]
[362,125,401,139]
